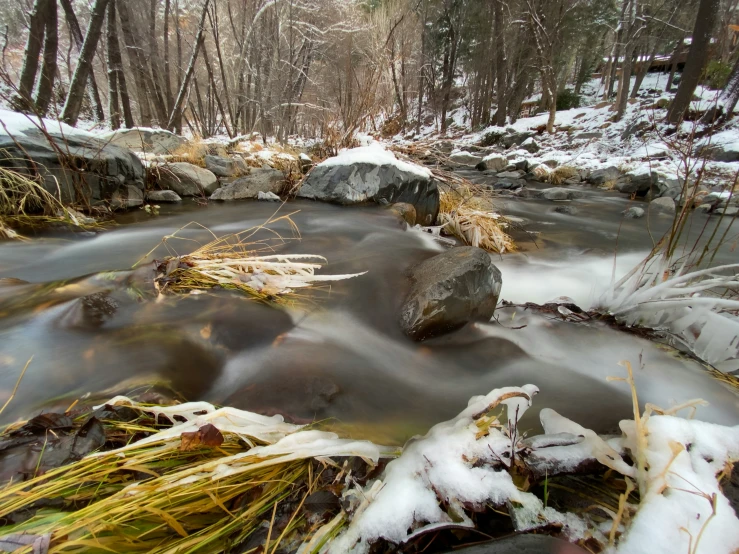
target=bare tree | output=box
[60,0,110,125]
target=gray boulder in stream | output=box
[298,146,439,225]
[400,246,502,340]
[0,120,144,205]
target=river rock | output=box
[0,120,144,206]
[615,168,655,195]
[400,247,502,340]
[573,131,602,140]
[99,127,187,155]
[651,176,683,199]
[110,185,144,209]
[586,166,621,186]
[204,155,248,178]
[554,205,578,215]
[539,188,581,201]
[211,168,284,200]
[650,197,676,213]
[623,206,645,219]
[388,202,417,225]
[156,162,219,196]
[146,189,182,203]
[448,151,483,167]
[476,153,507,172]
[493,179,524,190]
[297,147,439,225]
[496,170,524,179]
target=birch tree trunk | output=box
[106,0,134,128]
[16,0,48,108]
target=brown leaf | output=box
[179,424,223,451]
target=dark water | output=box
[0,194,736,443]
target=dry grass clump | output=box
[142,213,366,302]
[0,163,99,239]
[168,139,229,167]
[601,179,618,190]
[437,184,516,254]
[547,165,578,185]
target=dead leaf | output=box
[180,424,223,451]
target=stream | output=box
[0,182,737,444]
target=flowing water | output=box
[0,184,737,443]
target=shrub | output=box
[703,60,732,90]
[548,165,578,185]
[556,89,581,111]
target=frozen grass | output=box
[0,397,382,554]
[140,212,366,302]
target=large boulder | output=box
[615,168,656,195]
[399,247,502,340]
[111,185,144,210]
[297,145,439,225]
[99,127,187,155]
[586,166,621,186]
[698,142,739,162]
[210,168,284,200]
[448,151,483,167]
[155,162,219,197]
[204,155,248,178]
[651,176,683,199]
[501,131,535,149]
[520,137,541,153]
[0,112,144,206]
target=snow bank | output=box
[319,143,432,179]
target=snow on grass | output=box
[318,143,432,179]
[326,385,593,553]
[318,376,739,554]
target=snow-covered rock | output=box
[211,168,284,200]
[448,150,483,167]
[400,247,502,340]
[298,144,439,225]
[99,127,187,155]
[520,137,541,153]
[476,153,507,172]
[615,167,655,195]
[155,162,219,197]
[0,109,144,205]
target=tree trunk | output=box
[60,0,105,121]
[492,0,507,126]
[16,0,48,108]
[117,0,153,126]
[167,0,210,130]
[666,0,721,123]
[35,0,58,116]
[147,0,170,124]
[61,0,110,125]
[163,0,172,112]
[106,0,134,128]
